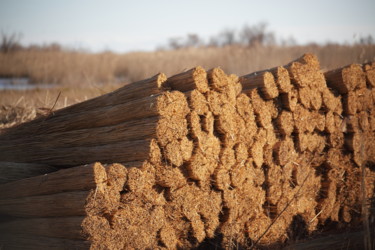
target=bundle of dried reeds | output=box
[0,54,374,249]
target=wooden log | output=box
[0,191,88,217]
[0,162,57,184]
[166,66,209,93]
[0,233,90,250]
[0,163,106,199]
[240,71,279,99]
[325,64,366,94]
[0,217,85,240]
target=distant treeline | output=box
[159,23,375,50]
[2,23,375,53]
[1,26,375,85]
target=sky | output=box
[0,0,374,53]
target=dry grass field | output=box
[0,84,122,129]
[1,44,375,85]
[1,44,375,129]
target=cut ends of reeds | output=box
[325,64,366,94]
[240,72,279,99]
[166,66,209,93]
[207,67,230,91]
[364,62,375,87]
[274,66,292,93]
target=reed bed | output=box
[0,44,374,85]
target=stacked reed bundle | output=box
[0,54,374,249]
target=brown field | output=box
[0,44,375,85]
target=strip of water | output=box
[0,78,57,90]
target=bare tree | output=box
[185,33,202,48]
[281,36,297,47]
[219,29,237,46]
[1,31,23,53]
[240,22,275,47]
[358,35,374,45]
[168,37,184,50]
[208,36,219,47]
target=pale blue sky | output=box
[1,0,374,52]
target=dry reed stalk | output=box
[325,64,366,94]
[0,54,374,249]
[0,162,57,184]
